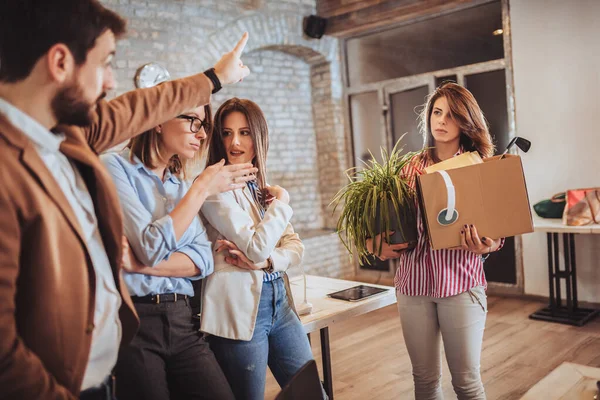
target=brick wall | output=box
[288,231,354,278]
[101,0,354,278]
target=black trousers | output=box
[115,298,234,400]
[79,375,115,400]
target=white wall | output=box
[510,0,600,302]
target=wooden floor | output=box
[264,296,600,400]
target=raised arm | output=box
[83,33,251,154]
[85,73,213,153]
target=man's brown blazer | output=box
[0,74,212,399]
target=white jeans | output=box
[396,286,487,400]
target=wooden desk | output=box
[289,275,396,399]
[529,218,600,326]
[520,362,600,399]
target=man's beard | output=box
[51,82,106,127]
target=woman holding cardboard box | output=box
[367,82,503,400]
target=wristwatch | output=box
[203,68,222,94]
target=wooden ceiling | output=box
[316,0,493,37]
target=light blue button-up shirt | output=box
[102,149,213,297]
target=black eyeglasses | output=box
[177,115,211,133]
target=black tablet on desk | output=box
[327,285,389,302]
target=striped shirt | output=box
[394,149,504,298]
[247,181,282,282]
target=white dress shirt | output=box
[0,98,122,390]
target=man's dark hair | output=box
[0,0,127,83]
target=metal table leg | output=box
[530,232,599,326]
[320,327,333,399]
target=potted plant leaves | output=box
[331,140,423,265]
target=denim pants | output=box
[115,298,235,400]
[396,286,488,400]
[209,278,320,400]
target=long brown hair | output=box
[208,98,269,190]
[128,104,212,180]
[420,82,494,163]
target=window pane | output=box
[484,237,516,284]
[346,1,503,86]
[350,91,389,271]
[389,85,430,154]
[435,75,457,87]
[464,69,509,154]
[350,91,384,165]
[464,70,516,284]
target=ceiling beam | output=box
[317,0,493,37]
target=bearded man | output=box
[0,1,250,399]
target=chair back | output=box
[275,359,323,400]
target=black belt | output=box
[131,293,188,304]
[79,375,115,400]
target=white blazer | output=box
[199,185,304,340]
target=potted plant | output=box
[331,140,423,264]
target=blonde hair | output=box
[128,104,212,180]
[420,82,495,163]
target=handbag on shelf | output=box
[533,193,566,219]
[563,188,600,226]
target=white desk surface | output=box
[533,216,600,234]
[289,275,396,334]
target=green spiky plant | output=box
[331,139,424,265]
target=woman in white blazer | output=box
[200,98,324,400]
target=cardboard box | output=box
[416,154,533,250]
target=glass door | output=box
[384,78,435,155]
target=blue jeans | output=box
[209,278,321,400]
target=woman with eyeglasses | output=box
[101,104,257,400]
